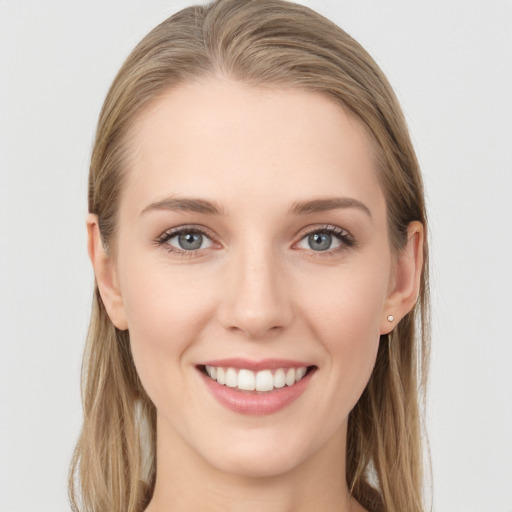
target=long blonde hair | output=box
[69,1,430,511]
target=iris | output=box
[308,232,332,251]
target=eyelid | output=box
[153,223,356,256]
[154,224,221,254]
[298,224,350,236]
[292,224,356,252]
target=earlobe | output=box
[86,214,128,330]
[380,221,424,335]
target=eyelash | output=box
[296,224,356,255]
[153,224,356,257]
[154,225,216,257]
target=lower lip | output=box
[200,368,315,415]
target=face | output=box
[96,77,404,478]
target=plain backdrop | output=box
[1,1,511,511]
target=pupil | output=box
[308,233,331,251]
[178,232,203,250]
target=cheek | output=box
[303,261,388,340]
[120,250,214,336]
[116,252,217,397]
[301,264,388,401]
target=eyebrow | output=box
[141,195,371,218]
[289,197,372,218]
[141,197,225,216]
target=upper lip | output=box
[197,358,314,372]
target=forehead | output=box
[122,77,385,218]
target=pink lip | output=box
[198,363,316,416]
[197,358,311,372]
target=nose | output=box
[217,243,293,339]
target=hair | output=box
[69,1,430,511]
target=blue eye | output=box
[307,232,336,251]
[158,229,213,252]
[296,226,352,252]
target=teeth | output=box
[255,370,274,392]
[204,365,309,392]
[225,368,237,388]
[285,368,295,386]
[274,368,285,388]
[216,367,226,385]
[238,369,255,391]
[295,367,307,381]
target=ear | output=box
[380,221,424,335]
[86,214,128,330]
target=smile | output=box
[204,365,309,393]
[198,360,317,415]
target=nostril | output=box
[216,270,294,338]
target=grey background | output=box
[1,1,511,510]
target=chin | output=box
[212,449,304,479]
[197,427,322,479]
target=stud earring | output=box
[387,315,394,322]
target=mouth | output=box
[196,358,317,414]
[198,364,317,393]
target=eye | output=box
[171,231,212,251]
[295,226,354,252]
[156,227,214,252]
[297,232,341,251]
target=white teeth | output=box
[238,369,256,391]
[285,368,296,386]
[225,368,237,388]
[255,370,274,392]
[204,365,310,392]
[274,368,286,388]
[295,367,307,381]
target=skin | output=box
[88,77,423,512]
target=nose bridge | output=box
[219,235,293,338]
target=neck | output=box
[145,415,363,512]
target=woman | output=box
[69,0,430,511]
